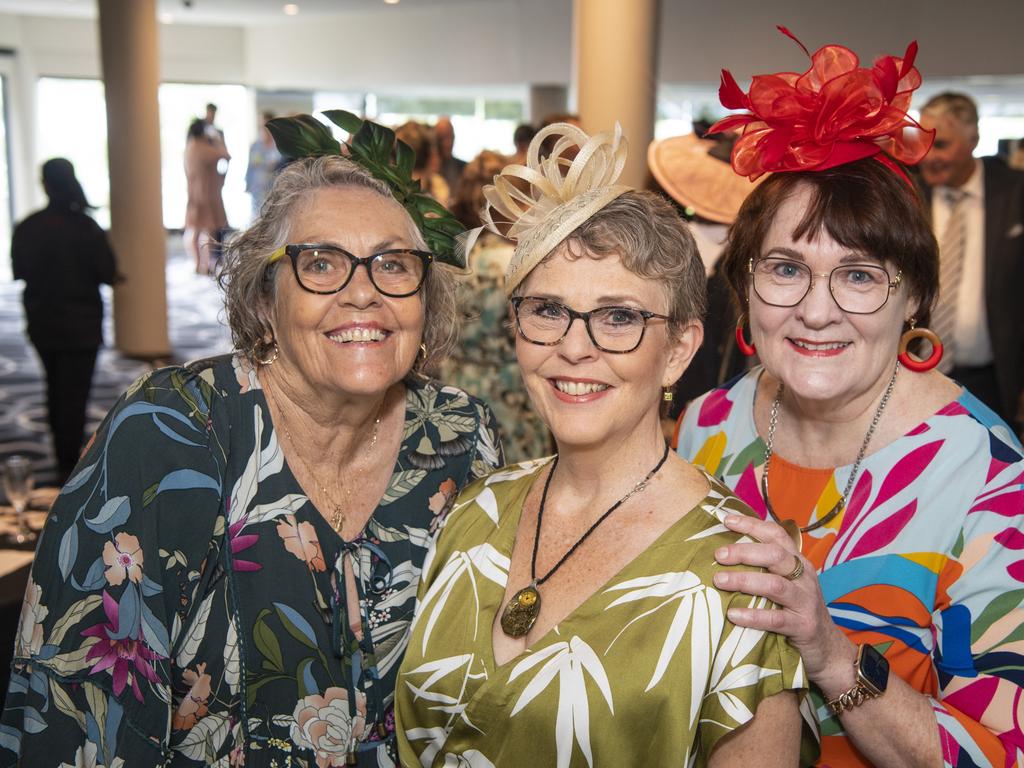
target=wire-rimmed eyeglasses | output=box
[269,243,433,298]
[749,257,902,314]
[510,296,669,354]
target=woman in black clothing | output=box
[10,158,118,482]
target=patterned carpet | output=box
[0,237,233,488]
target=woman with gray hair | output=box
[2,118,503,767]
[396,124,816,766]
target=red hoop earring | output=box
[898,326,943,372]
[735,322,757,356]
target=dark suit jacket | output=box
[927,157,1024,423]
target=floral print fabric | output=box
[395,460,819,767]
[1,354,503,767]
[437,234,552,464]
[677,367,1024,767]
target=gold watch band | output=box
[826,683,876,715]
[826,645,886,715]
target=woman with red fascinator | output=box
[677,29,1024,767]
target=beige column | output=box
[573,0,659,188]
[98,0,170,358]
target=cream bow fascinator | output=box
[464,122,631,296]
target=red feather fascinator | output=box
[709,27,935,182]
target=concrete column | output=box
[528,84,570,124]
[573,0,659,188]
[98,0,170,359]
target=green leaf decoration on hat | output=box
[266,110,466,269]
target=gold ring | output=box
[784,556,804,581]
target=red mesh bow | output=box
[709,27,935,181]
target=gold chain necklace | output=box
[263,379,383,535]
[761,360,899,535]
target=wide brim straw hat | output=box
[464,122,632,296]
[647,132,763,225]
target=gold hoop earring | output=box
[255,341,279,366]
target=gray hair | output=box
[519,190,707,338]
[219,155,458,372]
[922,92,980,134]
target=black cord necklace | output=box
[500,441,671,638]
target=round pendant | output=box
[500,584,541,637]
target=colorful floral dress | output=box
[1,353,504,767]
[394,460,819,767]
[437,233,552,464]
[676,367,1024,767]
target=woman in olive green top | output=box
[395,124,818,767]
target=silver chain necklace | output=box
[761,359,900,534]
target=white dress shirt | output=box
[931,160,993,367]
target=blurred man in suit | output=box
[434,117,465,193]
[919,92,1024,431]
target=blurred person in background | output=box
[396,120,449,204]
[184,117,230,275]
[918,92,1024,432]
[203,101,225,142]
[10,158,118,484]
[434,116,466,193]
[509,122,537,165]
[442,149,553,463]
[648,126,763,432]
[245,110,282,220]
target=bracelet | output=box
[826,684,873,716]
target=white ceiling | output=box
[0,0,500,26]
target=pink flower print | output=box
[229,515,261,572]
[697,387,733,427]
[102,532,144,586]
[428,478,458,534]
[172,662,212,730]
[277,514,327,572]
[81,591,163,702]
[290,687,367,767]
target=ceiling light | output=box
[283,3,299,14]
[384,0,401,5]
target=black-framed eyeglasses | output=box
[748,256,902,315]
[510,296,669,354]
[268,243,433,298]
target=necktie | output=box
[932,189,967,374]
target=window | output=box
[36,78,110,229]
[159,82,252,229]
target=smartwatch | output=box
[826,644,889,716]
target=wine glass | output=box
[3,455,36,545]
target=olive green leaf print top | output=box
[395,460,820,767]
[1,354,503,768]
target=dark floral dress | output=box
[1,353,503,767]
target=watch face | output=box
[858,644,890,694]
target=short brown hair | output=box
[219,155,458,371]
[720,158,938,326]
[520,190,707,337]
